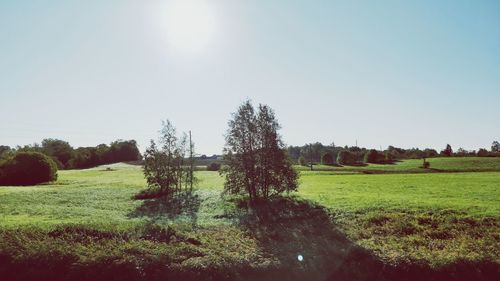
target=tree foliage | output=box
[492,141,500,153]
[143,120,196,198]
[364,149,385,164]
[41,139,74,169]
[222,101,298,201]
[441,144,453,157]
[336,150,357,165]
[321,153,335,165]
[0,152,57,186]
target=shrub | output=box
[0,152,58,186]
[206,162,221,171]
[321,153,335,165]
[422,161,430,169]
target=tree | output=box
[492,141,500,153]
[221,100,298,202]
[298,156,307,166]
[364,149,383,164]
[477,148,489,157]
[0,146,12,162]
[0,152,57,186]
[337,150,356,165]
[321,153,335,165]
[142,120,196,198]
[206,162,221,171]
[41,139,74,169]
[441,144,453,157]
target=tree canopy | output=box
[222,101,298,201]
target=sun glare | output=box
[161,0,217,54]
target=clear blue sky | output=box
[1,0,499,154]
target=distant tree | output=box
[69,147,100,169]
[41,139,74,169]
[423,148,438,158]
[106,140,141,163]
[298,156,307,166]
[321,153,335,165]
[441,144,453,157]
[206,162,221,171]
[287,146,301,161]
[492,141,500,153]
[0,152,57,186]
[337,150,357,165]
[0,146,12,161]
[477,148,489,157]
[364,149,384,164]
[221,100,298,202]
[455,148,469,157]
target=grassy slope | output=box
[295,157,500,173]
[0,159,499,280]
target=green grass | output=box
[298,172,500,216]
[0,159,499,280]
[298,171,500,267]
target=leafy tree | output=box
[423,148,438,158]
[321,153,335,165]
[492,141,500,153]
[206,162,221,171]
[143,120,196,198]
[477,148,489,157]
[298,156,306,166]
[364,149,383,164]
[41,139,74,168]
[337,150,357,165]
[0,146,12,162]
[221,101,298,201]
[441,144,453,157]
[0,152,57,186]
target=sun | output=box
[161,0,217,54]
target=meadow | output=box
[0,158,498,280]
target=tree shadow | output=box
[223,196,392,281]
[129,192,201,227]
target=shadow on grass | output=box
[221,196,390,281]
[129,192,201,226]
[223,197,499,281]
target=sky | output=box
[1,0,499,155]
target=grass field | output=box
[295,156,500,173]
[0,158,499,280]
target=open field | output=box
[0,159,499,280]
[295,157,500,173]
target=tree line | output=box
[0,139,142,170]
[288,141,500,166]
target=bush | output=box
[422,161,430,168]
[206,162,221,171]
[321,153,334,165]
[0,152,58,186]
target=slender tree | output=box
[143,120,196,198]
